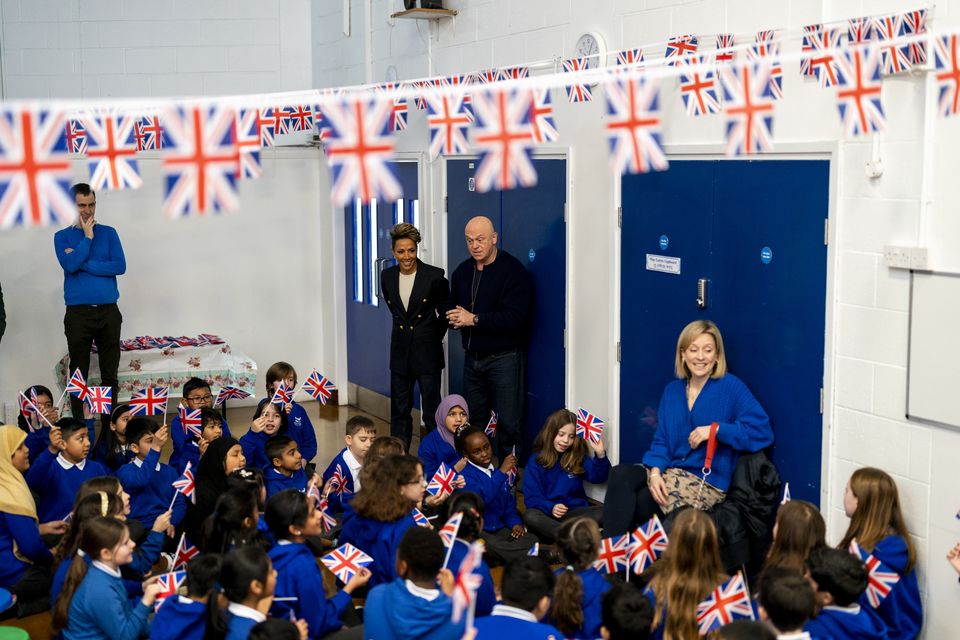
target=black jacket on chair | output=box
[381,259,449,375]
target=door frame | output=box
[611,142,840,507]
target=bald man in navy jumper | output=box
[446,216,531,460]
[54,183,125,426]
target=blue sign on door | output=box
[659,234,669,250]
[760,246,773,264]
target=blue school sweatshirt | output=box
[264,467,309,499]
[0,512,51,588]
[321,448,359,514]
[804,604,890,639]
[268,541,353,638]
[224,604,265,640]
[115,448,187,530]
[459,461,522,532]
[26,450,110,523]
[339,502,416,589]
[51,535,160,603]
[862,535,922,640]
[418,428,460,482]
[447,538,496,617]
[549,566,612,640]
[54,224,126,306]
[151,595,207,640]
[365,578,467,640]
[91,439,134,473]
[24,420,97,464]
[287,402,318,464]
[62,562,151,640]
[475,604,563,640]
[239,429,273,470]
[523,452,611,515]
[169,414,231,471]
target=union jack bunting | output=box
[934,34,960,117]
[439,512,464,549]
[65,369,90,402]
[484,410,498,438]
[696,572,755,634]
[528,542,539,556]
[214,385,252,407]
[746,31,783,100]
[234,108,263,180]
[451,540,484,624]
[849,540,900,608]
[441,75,473,109]
[604,73,667,175]
[665,35,698,64]
[629,514,669,574]
[425,91,473,159]
[65,119,87,154]
[313,105,331,144]
[172,533,199,570]
[616,48,645,67]
[528,89,559,143]
[412,508,430,527]
[562,58,593,103]
[129,386,170,416]
[172,462,196,503]
[376,83,408,132]
[331,463,351,495]
[719,63,776,156]
[873,14,911,75]
[835,46,886,137]
[498,66,529,82]
[471,88,537,192]
[405,80,428,111]
[81,113,142,190]
[135,115,164,151]
[318,498,337,532]
[321,543,373,584]
[0,106,74,229]
[800,25,842,88]
[197,333,225,345]
[264,105,294,138]
[301,370,337,405]
[473,69,500,85]
[715,34,736,64]
[899,9,928,67]
[287,104,313,132]
[161,105,240,217]
[271,380,295,405]
[781,482,791,505]
[593,534,630,574]
[576,407,605,444]
[678,55,721,117]
[85,386,112,415]
[427,462,458,498]
[322,94,402,207]
[154,570,186,611]
[848,17,874,45]
[179,404,203,438]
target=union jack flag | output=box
[172,533,199,570]
[376,83,408,132]
[665,35,698,64]
[81,113,142,191]
[321,543,373,584]
[439,512,464,548]
[425,91,472,159]
[129,386,169,416]
[527,89,559,144]
[471,88,537,192]
[604,72,667,175]
[161,105,240,217]
[234,108,263,180]
[835,45,886,137]
[849,540,900,608]
[197,333,225,345]
[153,570,186,611]
[172,462,196,503]
[715,34,736,64]
[527,542,539,556]
[629,514,668,574]
[271,380,295,405]
[484,410,498,438]
[678,55,721,117]
[506,445,518,487]
[427,462,458,498]
[412,508,430,527]
[576,407,605,444]
[322,94,401,207]
[441,75,473,110]
[65,369,90,402]
[720,63,776,156]
[696,572,755,634]
[306,479,323,506]
[135,115,164,151]
[473,70,500,85]
[781,481,791,505]
[593,534,630,574]
[451,540,484,624]
[848,17,874,45]
[562,58,593,103]
[178,404,203,438]
[497,66,529,82]
[65,119,87,154]
[746,31,783,100]
[330,463,351,496]
[85,386,112,415]
[934,34,960,117]
[301,370,336,405]
[0,106,74,229]
[18,389,37,421]
[287,104,313,132]
[317,498,337,533]
[616,48,645,67]
[801,25,842,88]
[404,80,428,111]
[873,14,911,75]
[264,105,294,138]
[899,9,928,67]
[214,386,252,407]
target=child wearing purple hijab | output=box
[417,394,470,484]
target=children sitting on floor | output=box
[756,566,817,639]
[418,394,469,483]
[177,407,224,474]
[550,517,612,639]
[322,415,376,513]
[115,417,182,536]
[265,361,318,467]
[19,384,62,463]
[474,556,562,639]
[443,491,497,617]
[803,547,889,639]
[239,399,289,470]
[600,583,653,640]
[91,403,133,472]
[264,434,319,499]
[170,378,231,471]
[151,553,223,640]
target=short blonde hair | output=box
[674,319,727,379]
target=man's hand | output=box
[445,305,476,329]
[80,216,95,239]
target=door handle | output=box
[697,278,710,310]
[374,257,392,299]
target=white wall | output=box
[312,1,960,636]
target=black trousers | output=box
[8,565,52,618]
[602,464,664,537]
[522,504,604,543]
[64,303,122,427]
[463,349,526,460]
[390,369,441,450]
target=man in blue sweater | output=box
[54,183,126,427]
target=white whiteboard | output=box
[907,272,960,429]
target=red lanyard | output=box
[702,422,719,476]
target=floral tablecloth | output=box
[55,336,258,402]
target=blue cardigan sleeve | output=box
[5,513,51,564]
[642,396,674,472]
[714,380,773,453]
[521,460,553,514]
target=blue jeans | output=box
[462,349,526,460]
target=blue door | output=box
[619,160,828,505]
[446,158,567,457]
[344,162,420,397]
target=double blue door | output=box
[619,160,829,504]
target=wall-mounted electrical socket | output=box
[909,247,928,270]
[2,401,17,424]
[883,245,928,270]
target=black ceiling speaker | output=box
[404,0,444,9]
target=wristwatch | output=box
[473,314,479,326]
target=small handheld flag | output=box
[484,410,498,438]
[696,571,755,634]
[330,464,351,496]
[451,540,484,625]
[154,570,186,611]
[781,482,791,505]
[412,508,430,527]
[321,543,373,584]
[178,404,202,438]
[629,514,669,574]
[427,462,458,498]
[172,534,199,570]
[576,407,605,444]
[849,539,900,607]
[318,498,338,533]
[271,380,295,405]
[439,512,463,549]
[171,462,196,504]
[306,479,323,506]
[129,386,169,416]
[214,386,252,407]
[65,369,90,402]
[301,370,337,405]
[593,534,630,574]
[506,445,517,487]
[85,387,112,415]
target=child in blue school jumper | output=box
[600,582,654,640]
[365,525,466,640]
[839,467,922,639]
[418,394,469,483]
[457,426,538,563]
[115,417,187,535]
[91,403,134,472]
[176,407,225,474]
[522,408,610,543]
[17,384,62,463]
[443,491,497,617]
[151,553,223,640]
[265,361,318,466]
[26,418,110,523]
[206,545,294,640]
[239,398,288,471]
[756,566,818,639]
[474,555,563,640]
[170,377,232,471]
[264,435,318,499]
[322,415,376,513]
[550,517,613,640]
[265,490,368,637]
[804,547,890,639]
[51,516,163,640]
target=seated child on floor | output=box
[322,415,376,513]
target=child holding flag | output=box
[151,553,223,640]
[116,418,185,538]
[170,378,232,471]
[265,361,318,466]
[322,415,377,514]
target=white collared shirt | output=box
[132,456,160,471]
[91,560,121,578]
[178,595,196,605]
[822,604,862,615]
[491,604,537,622]
[405,579,440,601]
[343,448,363,491]
[227,602,266,623]
[57,453,87,471]
[777,633,812,640]
[468,459,494,478]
